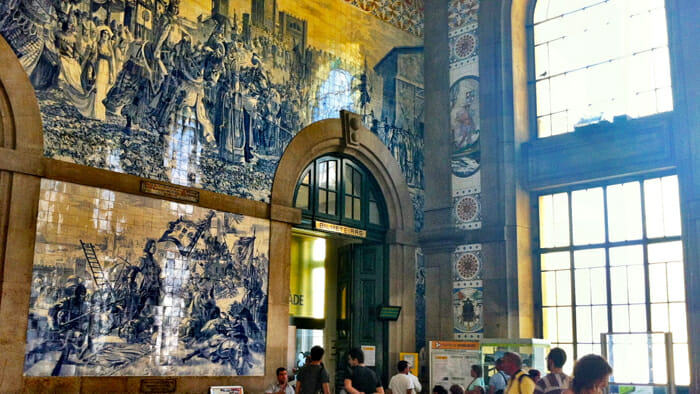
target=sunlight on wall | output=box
[312,267,326,319]
[312,238,327,261]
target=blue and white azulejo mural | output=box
[0,0,426,214]
[25,180,270,376]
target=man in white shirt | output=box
[266,367,295,394]
[408,370,422,393]
[388,360,415,394]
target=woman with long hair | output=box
[567,354,612,394]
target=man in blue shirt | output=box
[488,358,509,394]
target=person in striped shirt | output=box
[534,348,570,394]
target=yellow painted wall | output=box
[290,234,326,318]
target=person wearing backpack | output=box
[296,346,330,394]
[488,358,509,394]
[534,348,570,394]
[502,352,535,394]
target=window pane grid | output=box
[532,0,673,137]
[294,156,387,229]
[294,168,313,210]
[538,175,686,364]
[317,161,338,216]
[533,44,671,80]
[343,165,362,221]
[533,0,610,25]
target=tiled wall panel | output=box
[449,0,483,337]
[25,179,270,376]
[452,243,483,340]
[0,0,424,226]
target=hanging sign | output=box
[315,220,367,238]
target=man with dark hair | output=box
[488,358,508,394]
[534,348,569,394]
[344,347,385,394]
[266,367,295,394]
[502,352,535,394]
[388,360,415,394]
[296,346,330,394]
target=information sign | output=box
[362,345,376,366]
[400,352,419,376]
[429,340,481,391]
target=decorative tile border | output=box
[415,248,426,351]
[452,284,483,339]
[456,332,484,340]
[452,244,483,340]
[453,250,483,282]
[344,0,424,37]
[449,24,479,69]
[449,1,483,342]
[448,0,479,30]
[454,193,481,230]
[454,185,481,196]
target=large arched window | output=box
[293,155,387,240]
[532,0,673,137]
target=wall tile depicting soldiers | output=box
[0,0,425,213]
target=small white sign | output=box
[210,386,243,394]
[362,345,376,366]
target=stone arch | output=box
[272,111,415,233]
[271,110,418,360]
[0,33,45,392]
[0,34,43,151]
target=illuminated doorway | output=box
[289,154,389,389]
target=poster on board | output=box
[400,352,419,376]
[429,340,481,391]
[362,345,377,367]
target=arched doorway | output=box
[290,153,388,391]
[271,111,418,387]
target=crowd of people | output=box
[267,347,613,394]
[433,349,612,394]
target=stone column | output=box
[421,0,458,342]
